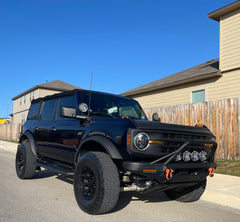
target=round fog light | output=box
[175,154,182,162]
[199,151,207,161]
[182,151,191,162]
[191,151,199,162]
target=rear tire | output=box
[164,179,206,202]
[74,152,120,215]
[15,140,36,179]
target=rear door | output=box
[34,98,58,159]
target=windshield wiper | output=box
[91,112,116,118]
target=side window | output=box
[56,96,76,120]
[119,106,138,117]
[191,89,205,103]
[41,99,57,121]
[28,103,41,119]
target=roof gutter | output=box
[208,1,240,21]
[121,71,222,97]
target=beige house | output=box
[11,80,81,125]
[121,1,240,109]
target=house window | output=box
[24,95,26,104]
[30,91,35,101]
[21,114,25,124]
[191,89,205,103]
[20,97,22,106]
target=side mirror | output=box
[152,113,161,122]
[60,106,77,118]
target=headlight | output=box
[134,132,150,151]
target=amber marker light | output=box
[205,143,213,147]
[127,134,131,146]
[149,141,163,145]
[143,169,157,173]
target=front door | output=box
[46,95,84,164]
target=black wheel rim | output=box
[79,167,96,200]
[16,150,24,174]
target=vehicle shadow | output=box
[33,171,171,213]
[111,190,170,213]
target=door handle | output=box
[51,127,57,132]
[34,127,39,131]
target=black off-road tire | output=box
[15,140,36,179]
[164,179,207,202]
[74,152,120,215]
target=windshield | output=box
[77,92,147,120]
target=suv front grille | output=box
[157,132,213,163]
[161,142,207,154]
[162,133,207,141]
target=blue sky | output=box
[0,0,235,118]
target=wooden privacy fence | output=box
[1,99,239,159]
[0,124,20,142]
[144,98,240,160]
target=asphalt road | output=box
[1,149,240,222]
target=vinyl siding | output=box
[220,10,240,72]
[13,111,29,125]
[12,88,63,125]
[132,69,240,109]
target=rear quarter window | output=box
[27,103,41,119]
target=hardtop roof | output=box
[31,89,135,104]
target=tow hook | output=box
[165,168,174,180]
[208,168,215,177]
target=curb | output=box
[201,174,240,210]
[0,141,18,152]
[202,189,240,210]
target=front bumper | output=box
[123,140,217,184]
[123,160,216,183]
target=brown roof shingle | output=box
[121,59,221,97]
[12,80,82,100]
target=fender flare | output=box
[19,131,37,157]
[75,135,123,163]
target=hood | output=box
[132,119,213,136]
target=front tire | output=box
[164,179,206,202]
[74,152,120,215]
[15,140,36,179]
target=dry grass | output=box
[215,159,240,177]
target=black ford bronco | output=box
[15,89,217,215]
